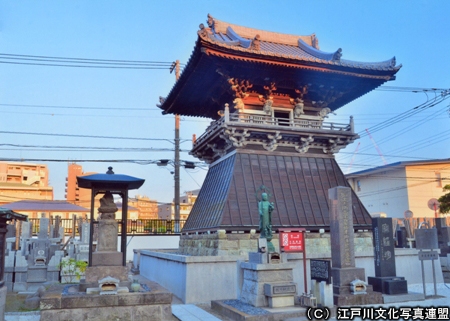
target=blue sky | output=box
[1,1,449,202]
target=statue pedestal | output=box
[240,254,296,307]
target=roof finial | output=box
[106,167,114,174]
[207,14,216,34]
[332,48,342,61]
[251,34,261,51]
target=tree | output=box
[438,184,450,215]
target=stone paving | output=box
[4,283,450,321]
[172,305,222,321]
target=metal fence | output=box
[24,216,450,237]
[28,218,187,236]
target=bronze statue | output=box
[258,191,275,252]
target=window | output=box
[356,180,361,191]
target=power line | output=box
[358,91,450,138]
[0,61,173,69]
[0,157,206,166]
[375,86,449,92]
[343,107,450,165]
[0,130,192,143]
[0,53,177,65]
[0,145,191,153]
[0,103,159,111]
[0,53,186,69]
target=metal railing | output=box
[28,218,187,236]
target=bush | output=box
[59,258,88,283]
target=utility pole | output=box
[171,60,181,232]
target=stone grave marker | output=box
[368,218,407,295]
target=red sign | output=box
[280,231,304,252]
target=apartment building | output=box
[346,159,450,218]
[128,195,158,219]
[0,162,53,205]
[158,189,199,220]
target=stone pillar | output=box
[328,186,382,305]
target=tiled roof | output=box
[158,15,401,119]
[212,18,314,47]
[1,200,89,212]
[183,151,371,232]
[202,17,400,72]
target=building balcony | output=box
[191,107,357,163]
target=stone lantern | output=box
[76,167,144,288]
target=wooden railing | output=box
[194,112,353,148]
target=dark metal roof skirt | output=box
[183,151,372,232]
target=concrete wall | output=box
[138,246,444,304]
[140,250,246,304]
[123,235,179,261]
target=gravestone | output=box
[20,221,32,256]
[368,218,407,295]
[436,218,450,257]
[38,217,50,239]
[81,222,90,244]
[328,186,382,305]
[396,226,408,248]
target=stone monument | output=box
[329,186,382,305]
[368,218,408,295]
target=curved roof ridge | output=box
[199,35,401,72]
[226,27,252,48]
[213,18,315,47]
[339,57,401,71]
[298,38,341,61]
